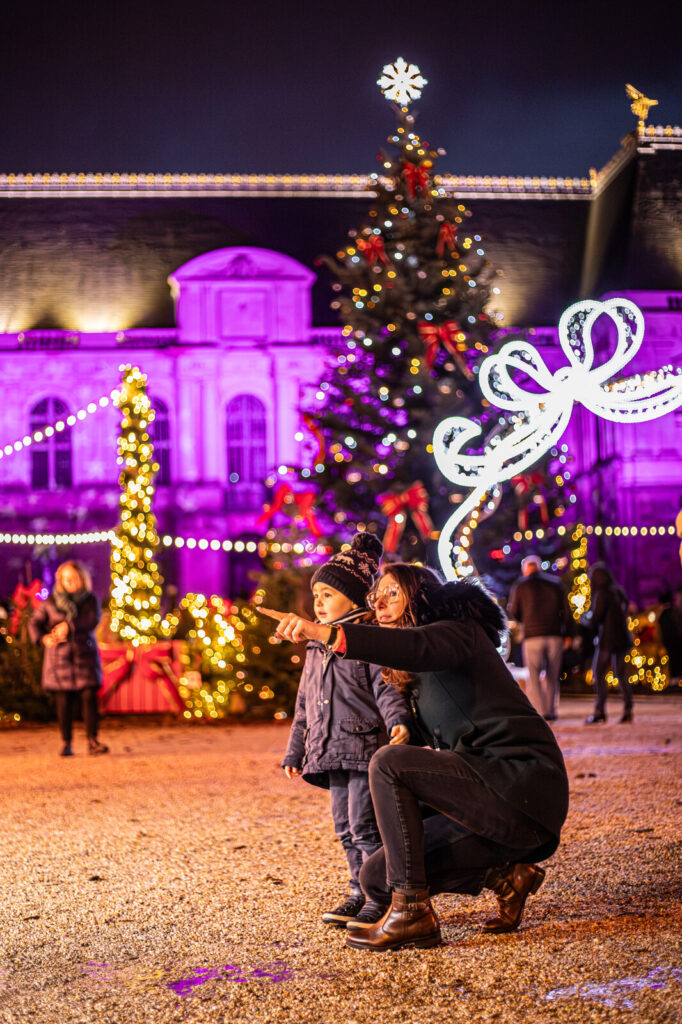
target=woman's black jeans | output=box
[360,744,552,901]
[592,646,633,714]
[55,688,99,744]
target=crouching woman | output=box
[272,563,569,952]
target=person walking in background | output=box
[659,586,682,687]
[583,563,634,724]
[508,556,572,721]
[281,533,411,928]
[28,560,108,757]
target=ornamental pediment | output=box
[168,246,315,344]
[169,246,315,285]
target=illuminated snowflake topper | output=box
[432,297,682,580]
[377,57,427,106]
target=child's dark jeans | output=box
[328,768,382,894]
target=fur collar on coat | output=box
[414,578,508,648]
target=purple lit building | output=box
[0,123,681,604]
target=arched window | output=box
[149,396,171,485]
[30,398,72,490]
[226,395,266,511]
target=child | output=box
[282,532,411,927]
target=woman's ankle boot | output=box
[482,863,545,933]
[345,889,441,951]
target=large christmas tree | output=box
[306,80,499,564]
[296,61,571,583]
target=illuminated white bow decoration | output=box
[433,297,682,579]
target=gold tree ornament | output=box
[110,365,164,645]
[625,83,658,126]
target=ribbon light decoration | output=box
[433,297,682,580]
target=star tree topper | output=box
[377,57,427,106]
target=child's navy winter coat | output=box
[282,637,411,789]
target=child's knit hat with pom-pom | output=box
[311,532,384,607]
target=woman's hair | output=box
[55,560,92,593]
[374,563,443,693]
[589,563,615,590]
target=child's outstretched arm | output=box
[258,607,330,645]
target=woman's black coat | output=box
[587,585,631,653]
[28,594,102,692]
[341,581,569,849]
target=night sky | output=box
[1,1,681,178]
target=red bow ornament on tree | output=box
[379,482,434,553]
[417,320,474,379]
[356,234,389,267]
[257,483,322,538]
[436,222,457,258]
[401,161,429,198]
[10,579,43,635]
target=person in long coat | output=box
[270,563,569,952]
[28,560,108,757]
[583,563,633,724]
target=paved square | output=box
[1,696,680,1023]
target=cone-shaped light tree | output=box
[109,365,164,644]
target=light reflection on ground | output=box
[80,960,294,996]
[544,966,682,1010]
[168,963,293,996]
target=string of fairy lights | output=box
[0,391,119,460]
[0,523,675,549]
[0,529,332,557]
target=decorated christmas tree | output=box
[109,366,164,645]
[301,63,499,564]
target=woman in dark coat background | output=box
[271,563,569,952]
[583,563,633,724]
[28,560,108,757]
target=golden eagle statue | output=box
[625,83,658,125]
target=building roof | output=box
[0,125,680,330]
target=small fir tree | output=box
[0,594,51,722]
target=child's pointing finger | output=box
[256,606,286,621]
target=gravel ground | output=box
[1,695,680,1024]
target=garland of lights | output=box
[0,391,119,459]
[0,523,674,548]
[433,298,682,579]
[0,532,332,560]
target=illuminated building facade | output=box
[0,123,680,603]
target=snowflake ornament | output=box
[377,57,427,106]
